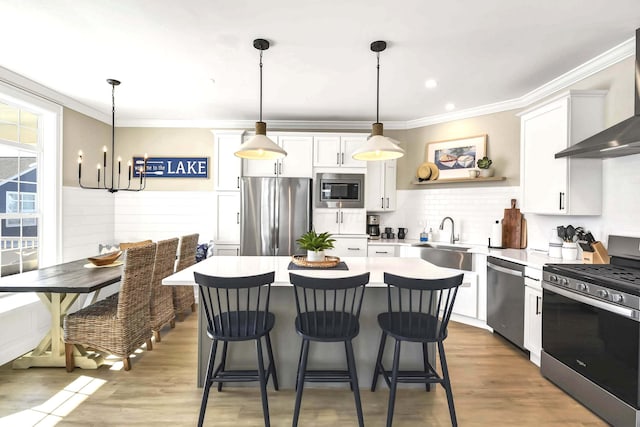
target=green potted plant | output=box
[476,156,494,178]
[296,230,335,262]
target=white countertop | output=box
[162,256,463,287]
[366,238,580,268]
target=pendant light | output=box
[78,79,147,192]
[352,40,405,161]
[234,38,286,160]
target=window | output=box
[0,102,41,278]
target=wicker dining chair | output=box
[63,243,157,372]
[173,233,199,320]
[149,238,179,342]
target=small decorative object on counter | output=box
[420,229,428,242]
[296,230,335,263]
[477,156,494,178]
[548,229,563,258]
[489,220,504,248]
[428,228,434,242]
[397,228,407,239]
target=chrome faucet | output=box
[439,217,459,244]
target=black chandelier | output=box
[78,79,147,192]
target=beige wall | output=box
[63,112,215,191]
[62,108,110,187]
[393,110,521,190]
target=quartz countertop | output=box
[163,256,464,287]
[366,238,580,269]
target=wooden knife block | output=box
[582,242,610,264]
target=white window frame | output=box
[5,191,37,227]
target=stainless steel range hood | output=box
[555,28,640,159]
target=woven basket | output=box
[291,255,340,268]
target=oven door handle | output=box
[543,282,639,321]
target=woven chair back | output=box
[176,233,199,272]
[117,243,157,320]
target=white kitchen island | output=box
[163,256,462,388]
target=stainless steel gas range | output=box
[541,235,640,427]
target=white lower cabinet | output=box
[452,272,478,318]
[524,266,543,366]
[368,244,397,257]
[212,244,240,256]
[326,237,368,258]
[524,285,542,366]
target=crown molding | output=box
[117,118,409,130]
[0,66,109,123]
[1,36,633,130]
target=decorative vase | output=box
[561,242,578,261]
[479,167,494,178]
[307,250,325,262]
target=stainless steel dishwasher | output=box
[487,256,525,350]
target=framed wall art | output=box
[425,134,487,179]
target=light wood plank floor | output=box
[0,311,606,426]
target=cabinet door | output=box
[215,192,240,243]
[365,161,385,211]
[213,244,239,256]
[340,136,367,168]
[368,245,397,257]
[338,209,366,234]
[279,136,313,177]
[383,160,397,211]
[524,286,542,364]
[312,209,340,234]
[327,237,368,257]
[522,99,569,214]
[313,136,342,167]
[452,273,478,318]
[214,133,242,191]
[243,158,277,177]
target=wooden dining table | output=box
[0,258,123,369]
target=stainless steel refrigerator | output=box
[240,177,312,256]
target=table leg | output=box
[12,292,105,369]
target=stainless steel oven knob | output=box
[611,293,624,303]
[596,289,609,299]
[559,278,568,286]
[549,275,558,282]
[575,283,588,292]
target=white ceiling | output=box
[1,1,639,125]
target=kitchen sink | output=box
[410,243,472,271]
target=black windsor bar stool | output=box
[371,272,464,427]
[289,272,370,427]
[194,271,279,427]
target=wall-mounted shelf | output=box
[412,176,506,185]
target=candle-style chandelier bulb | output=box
[78,79,147,192]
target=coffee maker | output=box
[367,215,380,240]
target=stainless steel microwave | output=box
[315,173,364,208]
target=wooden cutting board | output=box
[502,199,523,249]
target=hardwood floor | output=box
[0,311,606,426]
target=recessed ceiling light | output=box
[425,79,437,89]
[445,103,455,111]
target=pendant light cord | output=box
[110,81,116,189]
[376,51,380,124]
[259,49,263,122]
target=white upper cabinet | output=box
[366,159,397,211]
[313,135,367,168]
[213,131,243,191]
[313,208,366,235]
[520,91,606,215]
[243,134,313,178]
